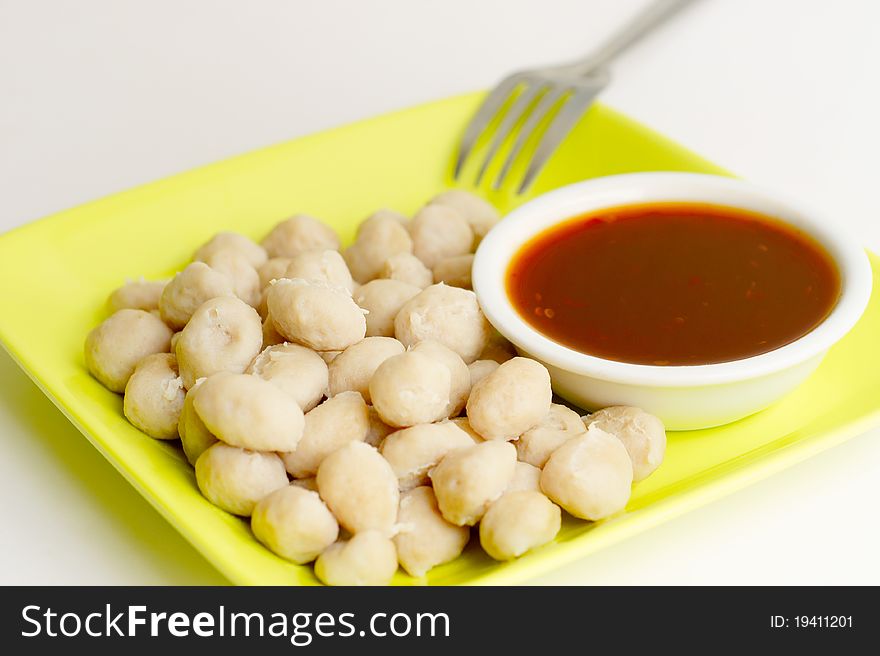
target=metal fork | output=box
[454,0,697,194]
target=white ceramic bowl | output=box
[473,172,873,430]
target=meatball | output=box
[159,261,235,329]
[193,231,267,268]
[540,427,633,521]
[394,283,491,364]
[107,278,167,313]
[353,279,421,337]
[84,308,173,392]
[479,491,560,561]
[247,343,329,412]
[466,357,552,440]
[195,443,288,516]
[178,380,218,465]
[175,296,262,389]
[344,210,413,283]
[394,486,470,577]
[379,421,474,490]
[123,352,185,439]
[369,351,451,427]
[409,204,473,268]
[429,440,517,526]
[284,249,354,293]
[410,340,470,418]
[260,214,340,258]
[428,190,500,247]
[316,442,399,535]
[251,485,339,564]
[328,336,405,403]
[380,252,433,289]
[314,531,398,586]
[203,249,261,308]
[267,278,365,351]
[582,406,666,482]
[516,403,586,468]
[193,372,305,452]
[282,391,370,478]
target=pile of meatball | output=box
[84,190,666,585]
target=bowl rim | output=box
[472,172,873,388]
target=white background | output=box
[1,0,879,585]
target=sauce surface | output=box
[506,203,841,365]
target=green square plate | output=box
[1,93,879,585]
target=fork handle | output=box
[569,0,697,75]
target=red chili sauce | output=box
[506,203,841,365]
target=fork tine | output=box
[473,82,545,186]
[517,86,602,194]
[453,75,523,180]
[491,86,567,191]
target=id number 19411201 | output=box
[770,616,853,629]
